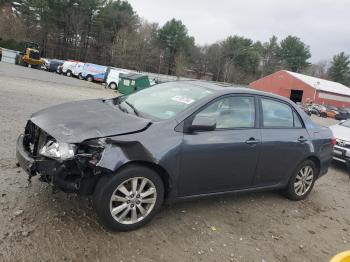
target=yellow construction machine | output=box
[15,42,44,69]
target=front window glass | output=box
[196,96,255,129]
[119,82,213,120]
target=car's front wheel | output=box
[283,160,317,201]
[93,165,164,231]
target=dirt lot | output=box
[0,62,349,262]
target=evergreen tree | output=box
[260,35,281,76]
[279,35,311,72]
[329,52,350,86]
[157,18,194,75]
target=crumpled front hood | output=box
[330,124,350,142]
[30,99,151,143]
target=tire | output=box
[93,165,164,231]
[283,160,317,201]
[109,82,117,90]
[87,75,93,82]
[15,55,20,65]
[66,70,72,77]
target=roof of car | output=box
[175,80,290,101]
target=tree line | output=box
[0,0,349,86]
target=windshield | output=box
[340,119,350,128]
[118,82,214,120]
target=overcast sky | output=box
[128,0,350,63]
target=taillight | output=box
[331,136,336,146]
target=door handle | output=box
[245,138,260,145]
[297,136,308,143]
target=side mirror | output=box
[190,115,216,132]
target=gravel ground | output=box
[0,62,349,262]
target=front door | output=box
[178,95,261,197]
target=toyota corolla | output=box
[16,81,334,231]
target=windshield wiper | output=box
[124,101,140,116]
[118,103,128,113]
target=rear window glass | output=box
[262,99,293,128]
[293,111,303,128]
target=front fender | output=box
[96,139,155,172]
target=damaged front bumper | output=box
[16,134,36,177]
[16,134,102,195]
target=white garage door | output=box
[318,92,350,103]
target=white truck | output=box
[61,61,85,78]
[72,62,85,79]
[61,60,78,76]
[106,67,130,89]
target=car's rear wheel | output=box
[87,75,93,82]
[283,160,317,201]
[109,82,117,90]
[66,70,72,77]
[93,165,164,231]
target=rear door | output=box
[254,97,310,186]
[178,95,262,196]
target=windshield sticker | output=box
[171,95,195,105]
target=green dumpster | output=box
[118,73,150,95]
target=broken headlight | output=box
[40,140,76,160]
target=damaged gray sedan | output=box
[16,81,334,231]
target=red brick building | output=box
[250,70,350,107]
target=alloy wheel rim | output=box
[294,165,314,196]
[109,177,157,225]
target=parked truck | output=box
[105,67,130,89]
[81,63,107,82]
[15,42,43,69]
[61,60,79,76]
